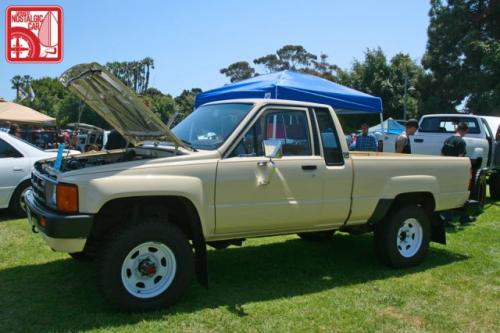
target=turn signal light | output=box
[56,183,78,213]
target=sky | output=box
[0,0,430,100]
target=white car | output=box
[0,132,79,216]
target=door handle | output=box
[13,167,24,172]
[302,165,317,171]
[414,139,424,143]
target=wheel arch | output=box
[368,192,445,245]
[92,195,208,288]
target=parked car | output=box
[0,132,79,216]
[66,123,110,152]
[25,63,477,311]
[412,114,500,200]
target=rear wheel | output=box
[98,220,193,311]
[374,205,430,268]
[489,172,500,200]
[297,230,335,241]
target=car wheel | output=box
[69,251,94,262]
[297,230,335,241]
[98,220,193,311]
[489,172,500,200]
[374,204,430,268]
[9,180,31,217]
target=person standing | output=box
[352,123,377,151]
[441,122,473,224]
[395,119,419,154]
[441,122,468,157]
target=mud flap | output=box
[430,213,446,245]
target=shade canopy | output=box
[369,117,405,135]
[195,70,383,114]
[0,99,55,125]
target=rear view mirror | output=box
[263,140,283,159]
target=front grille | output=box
[31,172,52,206]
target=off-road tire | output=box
[374,204,430,268]
[297,230,335,241]
[98,220,194,311]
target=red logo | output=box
[6,6,63,63]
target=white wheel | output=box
[396,218,423,258]
[121,241,177,299]
[374,204,430,268]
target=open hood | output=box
[59,63,188,148]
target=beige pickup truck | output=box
[25,63,477,311]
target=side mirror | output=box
[263,140,283,159]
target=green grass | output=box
[0,199,499,333]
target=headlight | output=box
[56,183,79,213]
[45,183,57,208]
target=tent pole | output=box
[379,112,384,133]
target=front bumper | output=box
[25,189,93,253]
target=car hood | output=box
[59,63,188,149]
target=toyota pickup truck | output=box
[25,63,477,311]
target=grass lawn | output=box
[0,199,498,333]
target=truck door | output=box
[215,106,352,234]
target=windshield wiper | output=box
[180,139,197,152]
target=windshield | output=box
[172,103,253,150]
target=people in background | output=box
[395,119,419,154]
[441,122,468,157]
[0,121,11,132]
[440,122,474,225]
[8,123,22,138]
[351,123,377,151]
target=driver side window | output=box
[230,109,312,157]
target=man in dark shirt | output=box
[441,122,472,225]
[441,122,468,157]
[395,119,419,154]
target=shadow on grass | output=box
[0,209,15,222]
[0,233,467,332]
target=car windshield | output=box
[172,103,253,150]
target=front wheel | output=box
[98,221,194,311]
[374,205,430,268]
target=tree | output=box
[105,58,155,95]
[220,61,255,82]
[253,44,318,72]
[174,88,202,123]
[10,75,23,99]
[422,0,500,114]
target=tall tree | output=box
[10,75,23,99]
[220,61,255,82]
[422,0,500,114]
[253,44,318,72]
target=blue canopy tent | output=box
[195,70,383,115]
[369,117,405,135]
